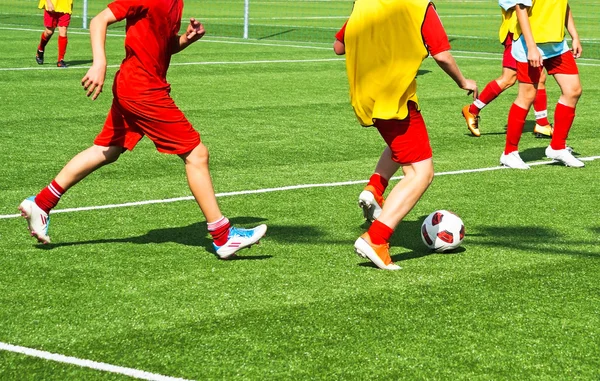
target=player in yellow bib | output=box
[36,0,73,67]
[335,0,478,270]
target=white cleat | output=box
[545,146,584,168]
[213,224,267,259]
[18,197,51,244]
[358,186,383,222]
[500,151,530,170]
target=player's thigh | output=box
[94,100,144,151]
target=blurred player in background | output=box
[462,4,553,139]
[36,0,73,67]
[500,0,583,169]
[20,0,267,259]
[334,0,477,270]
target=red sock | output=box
[38,32,51,51]
[550,103,575,150]
[505,103,529,154]
[367,173,388,197]
[533,88,550,126]
[469,80,502,116]
[208,216,231,247]
[367,220,394,245]
[35,180,65,214]
[58,36,68,61]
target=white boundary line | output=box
[0,342,192,381]
[1,156,598,220]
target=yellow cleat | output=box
[533,123,553,138]
[462,105,481,137]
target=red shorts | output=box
[44,11,71,28]
[94,94,200,154]
[373,102,432,165]
[502,34,517,70]
[516,51,579,84]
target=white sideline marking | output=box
[1,156,598,220]
[0,342,192,381]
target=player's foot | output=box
[213,224,267,259]
[18,197,51,244]
[533,123,553,138]
[545,146,584,168]
[35,50,44,65]
[500,151,530,170]
[57,60,68,68]
[462,105,481,137]
[358,185,384,222]
[354,233,400,270]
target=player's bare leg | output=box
[180,143,266,258]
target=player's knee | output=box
[182,143,209,167]
[102,146,122,163]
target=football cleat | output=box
[35,49,44,65]
[533,123,553,138]
[213,224,267,259]
[56,60,68,68]
[500,151,530,170]
[545,146,584,168]
[358,185,384,222]
[18,197,51,244]
[354,233,401,270]
[462,105,481,137]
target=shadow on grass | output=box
[37,216,273,260]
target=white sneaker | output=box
[358,185,383,222]
[545,146,584,168]
[213,224,267,259]
[500,151,530,170]
[18,197,51,244]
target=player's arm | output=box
[171,18,205,54]
[333,21,347,55]
[565,5,582,58]
[422,5,478,99]
[81,8,119,100]
[515,4,541,67]
[45,0,55,12]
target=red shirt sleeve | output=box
[108,0,149,21]
[422,4,451,56]
[335,21,347,42]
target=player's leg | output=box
[501,62,539,169]
[56,13,71,67]
[358,146,401,222]
[544,53,583,167]
[127,96,266,258]
[462,37,518,137]
[532,70,553,137]
[354,103,432,270]
[36,12,56,65]
[19,145,123,244]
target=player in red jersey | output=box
[19,0,267,258]
[461,32,553,138]
[335,1,477,270]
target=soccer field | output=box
[1,1,600,379]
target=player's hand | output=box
[81,64,106,100]
[461,79,478,100]
[185,18,205,42]
[527,48,543,68]
[45,0,54,12]
[571,37,582,58]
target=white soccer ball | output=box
[421,210,465,252]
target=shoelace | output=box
[229,227,254,238]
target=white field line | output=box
[1,156,598,220]
[0,342,192,381]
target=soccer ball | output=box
[421,210,465,252]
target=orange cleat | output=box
[358,185,384,222]
[533,123,553,138]
[354,233,401,270]
[462,105,481,137]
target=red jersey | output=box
[108,0,183,99]
[335,4,450,56]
